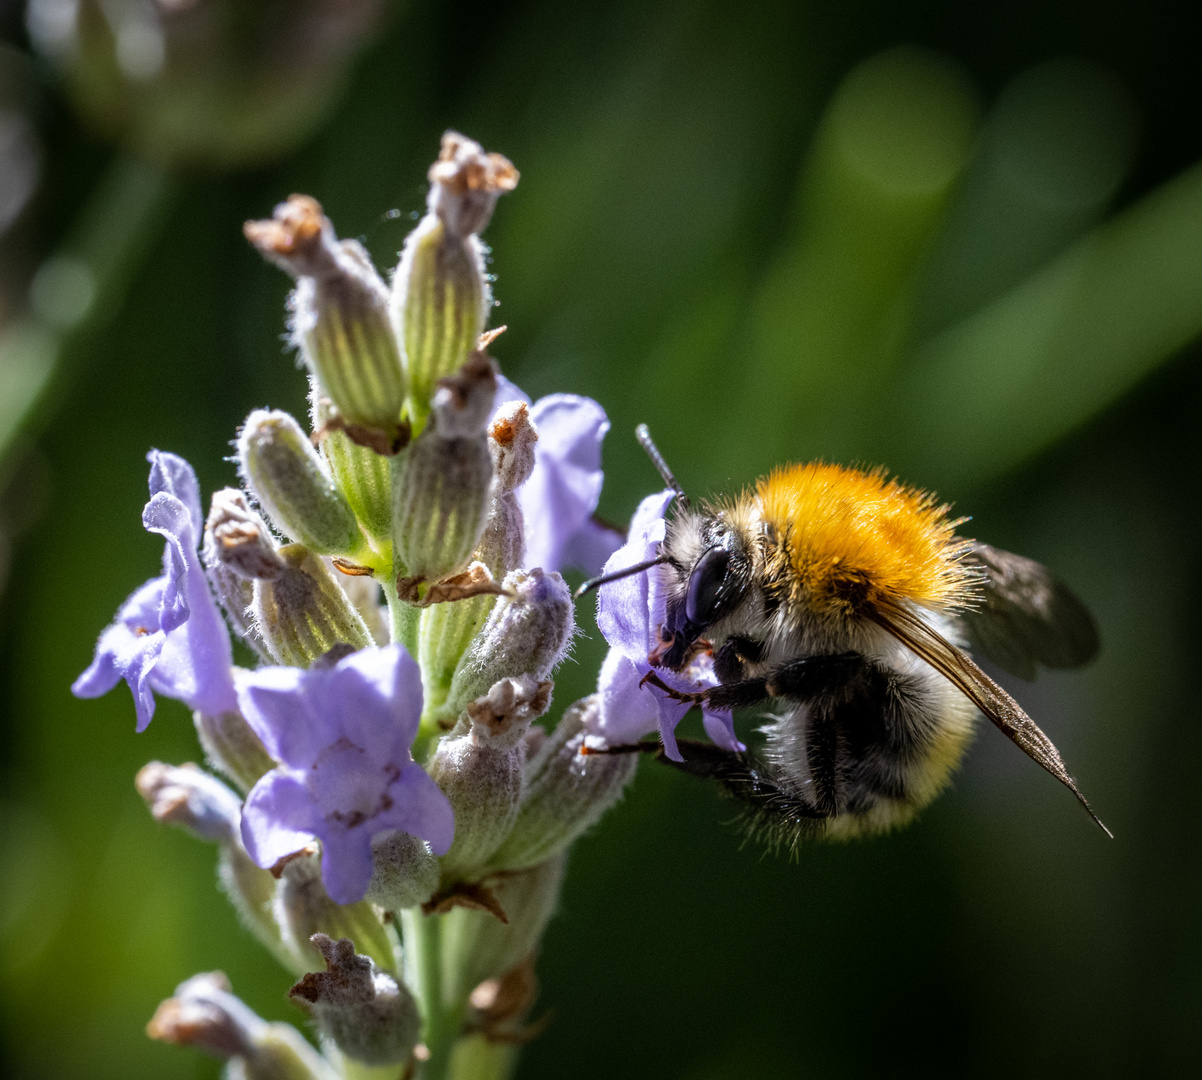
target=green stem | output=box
[385,579,421,657]
[0,153,176,469]
[401,910,464,1080]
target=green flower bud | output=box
[441,855,565,1004]
[238,409,365,557]
[193,709,275,793]
[148,972,340,1080]
[417,590,498,724]
[252,545,372,667]
[441,568,573,723]
[334,567,388,646]
[313,393,392,544]
[487,696,637,872]
[275,849,398,975]
[365,831,439,911]
[391,133,517,424]
[246,196,407,441]
[429,677,552,881]
[391,354,496,585]
[290,935,420,1067]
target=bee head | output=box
[659,512,751,671]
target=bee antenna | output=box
[636,424,690,510]
[574,554,671,600]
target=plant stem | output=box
[401,909,465,1080]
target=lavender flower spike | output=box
[237,645,454,906]
[73,451,237,731]
[591,490,743,762]
[493,377,622,576]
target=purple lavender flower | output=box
[237,645,453,905]
[72,451,237,732]
[494,377,622,576]
[591,490,743,762]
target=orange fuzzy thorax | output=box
[756,463,977,618]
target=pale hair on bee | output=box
[582,425,1107,848]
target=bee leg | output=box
[655,739,830,831]
[759,653,871,817]
[712,636,765,683]
[761,652,865,698]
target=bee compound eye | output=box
[685,546,730,626]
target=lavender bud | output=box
[476,402,538,576]
[290,935,420,1066]
[238,409,365,558]
[488,401,538,494]
[136,761,241,844]
[253,544,372,667]
[276,850,398,975]
[429,677,551,881]
[313,393,392,543]
[365,831,439,910]
[487,696,637,872]
[390,133,517,423]
[245,195,407,438]
[148,972,339,1080]
[391,354,496,584]
[202,489,279,662]
[442,855,565,1004]
[205,488,286,580]
[441,568,573,722]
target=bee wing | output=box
[869,600,1111,837]
[960,542,1099,681]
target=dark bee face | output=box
[660,523,749,671]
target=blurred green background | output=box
[2,0,1201,1076]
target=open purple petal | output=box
[305,645,424,759]
[702,708,745,754]
[147,449,203,537]
[518,395,610,573]
[74,451,235,729]
[235,644,445,904]
[317,824,376,906]
[595,490,674,661]
[594,650,661,746]
[241,771,320,868]
[143,492,196,632]
[380,763,455,856]
[560,517,624,578]
[73,577,170,732]
[657,700,692,763]
[235,665,325,767]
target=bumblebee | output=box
[591,427,1108,845]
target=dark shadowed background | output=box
[2,0,1201,1076]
